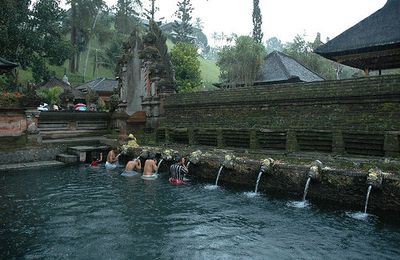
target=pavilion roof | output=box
[315,0,400,70]
[0,57,18,71]
[258,51,324,82]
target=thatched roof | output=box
[258,51,324,82]
[315,0,400,70]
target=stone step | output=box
[0,160,65,172]
[40,130,109,140]
[41,136,106,146]
[56,153,79,164]
[68,145,110,162]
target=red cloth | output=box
[169,177,185,186]
[91,160,101,167]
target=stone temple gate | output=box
[116,20,175,130]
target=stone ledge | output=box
[0,160,65,171]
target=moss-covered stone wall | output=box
[158,75,400,157]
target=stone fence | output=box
[157,75,400,158]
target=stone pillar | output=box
[332,130,345,155]
[217,129,224,148]
[286,130,298,152]
[112,111,129,145]
[384,131,400,157]
[249,129,259,149]
[25,109,41,145]
[165,128,171,143]
[188,128,195,145]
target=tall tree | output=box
[173,0,194,43]
[115,0,141,34]
[252,0,263,43]
[217,36,265,86]
[143,0,158,21]
[66,0,105,73]
[170,42,202,92]
[0,0,71,82]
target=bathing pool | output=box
[1,166,399,259]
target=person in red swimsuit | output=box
[90,153,103,167]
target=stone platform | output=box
[0,160,65,172]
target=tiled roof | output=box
[75,78,118,93]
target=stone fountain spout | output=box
[308,160,323,181]
[260,158,275,173]
[367,168,383,190]
[188,150,203,165]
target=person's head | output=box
[175,155,183,164]
[92,156,97,162]
[148,152,157,162]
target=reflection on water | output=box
[1,166,400,259]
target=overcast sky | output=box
[64,0,388,45]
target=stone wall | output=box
[38,111,111,140]
[0,108,27,137]
[158,75,400,157]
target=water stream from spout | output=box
[364,185,373,214]
[156,159,164,174]
[186,162,191,168]
[215,165,224,186]
[254,171,264,194]
[302,177,312,201]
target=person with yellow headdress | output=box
[127,133,139,148]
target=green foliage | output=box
[36,86,64,105]
[283,33,360,80]
[115,0,142,34]
[200,58,220,84]
[0,75,10,91]
[0,0,71,83]
[217,36,265,86]
[143,0,159,21]
[266,37,284,53]
[109,93,120,112]
[171,43,202,92]
[252,0,263,43]
[173,0,194,43]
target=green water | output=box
[1,166,399,259]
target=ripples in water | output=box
[286,200,310,208]
[1,166,400,259]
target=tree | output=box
[266,37,284,53]
[252,0,263,43]
[173,0,194,43]
[217,36,265,86]
[66,0,105,73]
[115,0,142,34]
[36,86,64,106]
[0,0,71,83]
[143,0,159,21]
[170,43,202,92]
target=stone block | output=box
[56,153,79,164]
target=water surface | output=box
[1,166,399,259]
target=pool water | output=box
[1,166,399,259]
